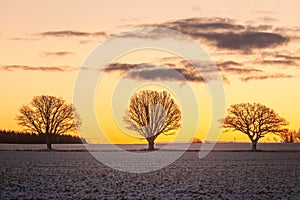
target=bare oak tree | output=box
[124,90,181,150]
[16,95,82,150]
[222,103,288,151]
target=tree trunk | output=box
[46,137,52,150]
[251,140,257,151]
[147,137,155,151]
[290,132,294,143]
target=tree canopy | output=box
[124,90,181,150]
[16,95,82,150]
[222,102,288,150]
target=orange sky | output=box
[1,0,300,143]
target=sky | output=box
[1,0,300,143]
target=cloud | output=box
[40,30,107,38]
[165,18,244,32]
[259,59,297,66]
[220,67,262,75]
[194,32,288,53]
[10,30,108,42]
[241,73,294,81]
[123,17,289,53]
[246,25,273,32]
[104,63,146,73]
[257,16,278,23]
[216,61,263,76]
[104,62,206,83]
[9,37,39,41]
[217,61,242,68]
[256,52,300,67]
[0,65,77,72]
[126,67,205,82]
[104,58,294,83]
[182,59,261,75]
[41,51,75,57]
[275,54,300,60]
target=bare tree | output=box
[124,90,181,150]
[278,129,300,143]
[16,95,82,150]
[222,103,288,151]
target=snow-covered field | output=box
[1,142,300,151]
[0,150,299,199]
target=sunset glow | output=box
[1,0,300,144]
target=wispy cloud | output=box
[259,59,297,66]
[41,51,75,57]
[217,61,262,75]
[0,65,77,72]
[242,73,294,81]
[40,30,107,38]
[258,52,300,67]
[275,54,300,60]
[246,25,273,32]
[217,61,242,68]
[9,37,39,41]
[257,16,278,23]
[9,30,108,42]
[182,60,261,75]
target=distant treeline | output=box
[0,130,86,144]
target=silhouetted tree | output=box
[16,95,82,150]
[124,90,181,150]
[278,129,300,143]
[0,129,86,144]
[191,137,202,143]
[222,103,288,151]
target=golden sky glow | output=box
[1,0,300,143]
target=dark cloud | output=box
[116,27,186,40]
[165,18,244,31]
[41,51,75,57]
[126,67,205,82]
[241,73,294,82]
[194,32,288,53]
[0,65,77,72]
[105,62,206,83]
[104,55,295,83]
[40,30,107,38]
[123,17,289,53]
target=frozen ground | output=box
[0,151,299,199]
